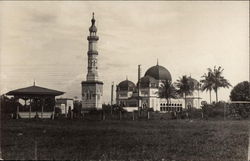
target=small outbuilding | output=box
[6,84,64,119]
[55,98,74,115]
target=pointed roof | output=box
[6,85,64,96]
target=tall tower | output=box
[81,13,103,110]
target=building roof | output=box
[56,98,74,100]
[144,65,172,81]
[6,85,64,96]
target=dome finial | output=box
[126,75,128,80]
[157,58,159,66]
[33,79,36,86]
[91,12,95,25]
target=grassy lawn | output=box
[1,119,249,160]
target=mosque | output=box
[81,13,201,112]
[116,62,202,112]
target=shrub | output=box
[228,103,250,119]
[201,102,227,119]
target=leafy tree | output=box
[175,75,195,109]
[230,81,250,101]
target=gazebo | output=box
[6,84,64,119]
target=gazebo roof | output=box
[6,85,64,96]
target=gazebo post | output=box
[52,105,55,120]
[24,98,27,109]
[29,98,31,119]
[16,97,19,119]
[65,105,67,118]
[41,98,44,119]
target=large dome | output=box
[145,65,172,81]
[117,80,136,91]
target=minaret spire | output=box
[89,12,97,33]
[87,13,99,81]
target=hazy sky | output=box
[0,1,249,103]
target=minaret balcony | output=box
[88,51,98,55]
[87,36,99,41]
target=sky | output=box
[0,1,249,104]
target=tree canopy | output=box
[230,81,250,101]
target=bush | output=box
[228,103,250,119]
[201,102,227,119]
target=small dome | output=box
[138,76,158,88]
[117,80,135,91]
[188,77,200,90]
[145,65,172,81]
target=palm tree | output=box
[211,66,231,102]
[159,80,178,105]
[201,66,231,103]
[175,75,195,109]
[200,71,214,104]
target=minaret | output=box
[81,13,103,110]
[87,12,99,81]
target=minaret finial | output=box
[91,12,96,26]
[157,58,159,66]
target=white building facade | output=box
[116,63,202,112]
[56,98,74,114]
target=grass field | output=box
[1,119,249,161]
